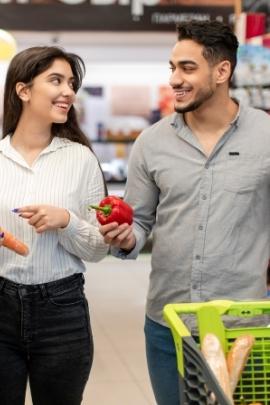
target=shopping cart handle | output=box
[163,300,234,358]
[163,303,191,337]
[165,300,233,316]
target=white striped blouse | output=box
[0,135,109,284]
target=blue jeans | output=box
[0,273,93,405]
[144,316,180,405]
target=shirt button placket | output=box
[191,162,212,300]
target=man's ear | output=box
[16,82,30,102]
[215,60,231,84]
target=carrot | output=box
[201,333,234,404]
[1,228,29,256]
[226,334,255,394]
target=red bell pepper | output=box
[90,195,133,225]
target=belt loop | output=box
[81,273,85,285]
[0,278,6,292]
[39,284,48,299]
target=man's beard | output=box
[174,86,214,114]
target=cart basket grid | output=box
[163,300,270,405]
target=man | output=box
[99,20,270,405]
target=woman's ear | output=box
[215,60,231,84]
[16,82,30,102]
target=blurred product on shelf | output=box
[105,115,148,141]
[101,159,127,182]
[105,130,140,141]
[263,33,270,48]
[237,2,270,46]
[231,44,270,112]
[78,86,108,141]
[101,144,128,182]
[92,141,132,182]
[110,85,151,118]
[158,85,174,117]
[246,12,266,39]
[243,0,270,31]
[76,82,166,184]
[233,44,270,87]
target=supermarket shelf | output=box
[107,182,125,198]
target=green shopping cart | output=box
[163,300,270,405]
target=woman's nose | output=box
[62,82,75,97]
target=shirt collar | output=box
[230,98,244,128]
[41,136,73,154]
[0,134,73,155]
[0,134,12,153]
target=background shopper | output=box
[99,20,270,405]
[0,46,108,405]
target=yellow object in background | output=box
[0,29,17,60]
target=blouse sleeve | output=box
[57,154,109,262]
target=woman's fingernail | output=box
[12,208,19,213]
[0,232,4,238]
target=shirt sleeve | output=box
[110,134,159,260]
[57,155,109,262]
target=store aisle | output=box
[25,254,156,405]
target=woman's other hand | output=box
[14,205,70,233]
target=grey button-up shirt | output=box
[113,102,270,325]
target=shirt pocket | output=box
[224,155,261,194]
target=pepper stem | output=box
[89,204,112,216]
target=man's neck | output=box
[184,97,239,156]
[184,97,238,134]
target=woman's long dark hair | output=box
[3,46,107,194]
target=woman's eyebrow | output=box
[46,72,75,80]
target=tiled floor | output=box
[26,254,156,405]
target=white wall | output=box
[11,30,176,86]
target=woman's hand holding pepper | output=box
[99,222,136,251]
[14,205,70,233]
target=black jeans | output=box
[0,273,93,405]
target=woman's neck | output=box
[12,117,52,151]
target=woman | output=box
[0,46,108,405]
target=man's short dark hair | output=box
[176,20,239,78]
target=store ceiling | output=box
[11,31,176,62]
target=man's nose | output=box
[169,70,184,88]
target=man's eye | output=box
[169,66,175,72]
[184,66,195,72]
